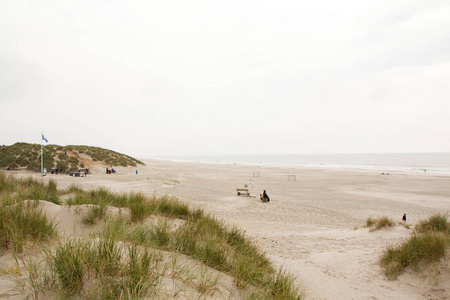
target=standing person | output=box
[402,213,407,224]
[136,169,138,175]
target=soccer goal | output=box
[287,175,296,182]
[253,171,260,177]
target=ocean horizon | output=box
[145,152,450,175]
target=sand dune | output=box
[4,159,449,299]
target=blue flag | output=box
[42,134,48,143]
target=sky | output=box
[1,0,450,158]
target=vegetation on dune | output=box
[0,143,144,171]
[0,172,305,299]
[381,213,450,280]
[414,213,449,234]
[64,187,302,298]
[0,172,60,204]
[365,216,395,231]
[0,172,59,252]
[20,236,162,299]
[3,170,446,296]
[0,199,57,252]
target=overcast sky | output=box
[1,0,449,157]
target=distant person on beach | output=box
[402,213,407,224]
[136,169,138,175]
[262,190,270,202]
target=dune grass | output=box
[365,216,395,232]
[81,204,107,225]
[0,172,60,252]
[65,187,303,298]
[381,233,449,279]
[38,236,163,299]
[66,188,190,222]
[0,196,57,252]
[35,219,304,299]
[1,172,305,299]
[0,172,60,204]
[52,239,86,295]
[381,214,450,280]
[415,213,449,234]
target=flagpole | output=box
[41,133,48,176]
[41,142,43,176]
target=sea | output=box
[149,153,450,175]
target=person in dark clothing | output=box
[402,213,407,224]
[262,190,270,202]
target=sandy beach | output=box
[7,159,450,299]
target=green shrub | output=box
[0,154,15,168]
[26,161,40,170]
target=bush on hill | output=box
[0,143,144,170]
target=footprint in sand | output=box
[423,288,447,300]
[379,284,395,291]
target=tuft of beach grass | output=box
[381,214,450,280]
[365,216,395,232]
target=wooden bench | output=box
[236,188,250,196]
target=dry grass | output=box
[415,213,449,234]
[1,172,306,299]
[381,214,450,280]
[365,216,395,232]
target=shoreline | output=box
[141,151,450,174]
[139,156,450,177]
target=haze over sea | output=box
[150,153,450,175]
